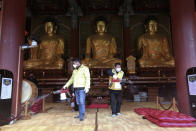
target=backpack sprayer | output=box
[52,88,71,100]
[53,88,76,111]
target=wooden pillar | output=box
[170,0,196,115]
[123,14,131,59]
[70,15,79,58]
[123,27,131,58]
[0,0,26,116]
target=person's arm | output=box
[64,71,74,88]
[108,69,114,88]
[107,69,114,76]
[84,67,91,93]
[120,72,126,86]
[122,72,125,79]
[109,76,113,88]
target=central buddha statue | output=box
[24,20,64,69]
[137,18,175,68]
[82,17,121,68]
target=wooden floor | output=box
[1,101,196,131]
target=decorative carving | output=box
[66,0,83,16]
[118,0,134,15]
[30,0,67,14]
[126,55,136,74]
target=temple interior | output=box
[1,0,196,130]
[1,102,196,131]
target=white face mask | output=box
[73,64,77,68]
[116,68,121,72]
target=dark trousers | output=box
[109,90,122,115]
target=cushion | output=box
[146,115,196,127]
[134,108,158,116]
[135,108,196,127]
[149,110,196,123]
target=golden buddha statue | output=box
[137,18,175,68]
[24,21,64,69]
[82,18,121,68]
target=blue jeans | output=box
[75,89,86,119]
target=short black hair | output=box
[72,57,80,63]
[114,62,121,67]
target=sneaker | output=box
[116,113,121,116]
[80,118,84,121]
[74,116,79,119]
[112,114,116,117]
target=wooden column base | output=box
[41,98,47,113]
[21,114,31,120]
[21,101,31,120]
